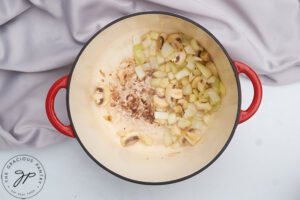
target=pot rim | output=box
[66,11,241,185]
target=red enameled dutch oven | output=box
[46,12,262,184]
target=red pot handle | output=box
[233,60,262,124]
[45,75,75,138]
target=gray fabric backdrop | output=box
[0,0,299,149]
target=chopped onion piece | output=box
[194,101,212,111]
[178,118,192,129]
[149,40,157,56]
[156,53,165,64]
[184,45,195,54]
[164,131,173,147]
[140,135,153,146]
[167,62,178,74]
[187,55,202,63]
[193,69,201,76]
[197,82,205,92]
[142,63,151,71]
[149,31,159,40]
[151,78,169,88]
[183,103,197,119]
[186,61,195,70]
[183,84,192,95]
[190,39,200,51]
[175,69,190,80]
[143,48,150,58]
[153,71,167,78]
[203,114,211,125]
[206,89,220,105]
[185,131,202,145]
[133,35,141,45]
[207,76,216,83]
[135,66,146,80]
[171,125,181,136]
[192,76,201,88]
[154,112,168,120]
[149,57,158,69]
[191,118,204,130]
[133,44,145,65]
[189,94,197,102]
[220,81,226,96]
[168,72,175,80]
[142,37,151,48]
[196,63,212,78]
[206,62,218,77]
[161,42,174,58]
[212,77,220,90]
[168,113,177,125]
[189,73,194,82]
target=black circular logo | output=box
[1,155,46,199]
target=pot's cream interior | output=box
[69,13,239,183]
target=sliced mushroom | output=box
[153,95,169,108]
[165,84,175,105]
[94,85,110,106]
[166,33,182,43]
[160,33,168,40]
[167,34,183,51]
[157,33,167,50]
[120,132,140,147]
[171,40,184,51]
[169,88,183,99]
[178,135,188,146]
[190,39,203,51]
[177,99,188,110]
[170,51,186,65]
[200,50,210,62]
[166,85,183,103]
[173,105,183,115]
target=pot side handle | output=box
[45,75,75,138]
[233,60,262,124]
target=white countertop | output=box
[1,78,300,200]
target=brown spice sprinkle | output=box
[109,59,155,123]
[104,115,112,122]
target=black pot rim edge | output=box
[66,11,241,185]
